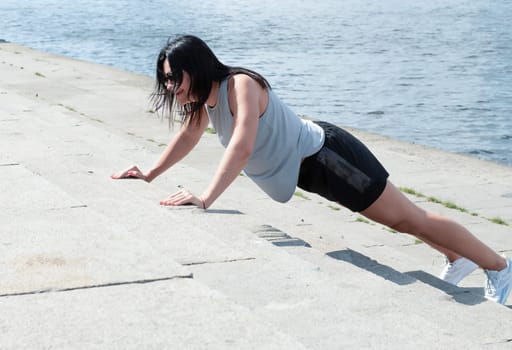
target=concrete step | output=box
[4,46,510,279]
[0,278,309,350]
[1,105,311,349]
[3,43,512,349]
[3,66,510,305]
[230,185,512,289]
[0,86,449,286]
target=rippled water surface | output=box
[1,0,511,165]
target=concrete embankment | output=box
[1,42,512,349]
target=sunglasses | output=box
[163,70,182,87]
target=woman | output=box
[112,34,511,304]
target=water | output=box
[2,0,511,166]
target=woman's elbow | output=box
[234,143,253,162]
[240,145,253,162]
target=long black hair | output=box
[151,35,270,127]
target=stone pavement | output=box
[1,42,512,349]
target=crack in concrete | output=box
[0,274,193,298]
[48,204,88,211]
[484,338,512,345]
[181,257,256,266]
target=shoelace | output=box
[443,260,462,276]
[485,271,497,295]
[445,262,456,271]
[442,259,455,272]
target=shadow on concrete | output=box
[327,248,486,305]
[406,270,486,305]
[326,248,415,286]
[205,209,244,215]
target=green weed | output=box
[400,187,468,213]
[488,217,509,226]
[294,191,310,200]
[356,217,370,224]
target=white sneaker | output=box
[439,257,478,285]
[485,258,512,304]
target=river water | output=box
[1,0,511,166]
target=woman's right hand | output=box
[111,165,149,182]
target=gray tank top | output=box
[206,78,324,202]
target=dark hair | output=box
[151,35,270,127]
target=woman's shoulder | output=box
[226,73,269,117]
[228,73,267,96]
[228,73,257,86]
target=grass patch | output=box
[35,72,45,78]
[488,217,509,226]
[355,217,371,224]
[57,103,77,113]
[400,187,468,213]
[400,186,511,226]
[442,201,468,213]
[205,127,216,134]
[427,196,468,213]
[384,227,397,234]
[400,187,425,198]
[327,205,341,211]
[427,196,441,204]
[294,191,310,200]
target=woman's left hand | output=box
[160,189,205,208]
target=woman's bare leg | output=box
[361,181,506,271]
[413,236,461,263]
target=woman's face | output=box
[163,59,195,104]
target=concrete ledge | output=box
[2,43,512,349]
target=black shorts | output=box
[297,121,389,212]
